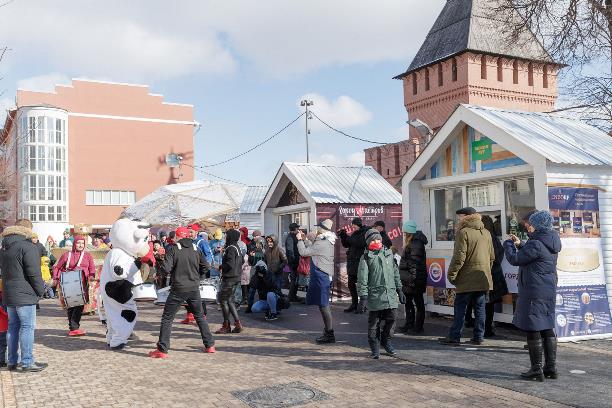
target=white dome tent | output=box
[122,180,248,228]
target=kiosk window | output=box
[504,178,535,241]
[434,188,463,241]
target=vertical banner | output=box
[316,203,402,299]
[548,187,612,340]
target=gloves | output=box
[113,265,124,276]
[397,289,406,305]
[357,296,367,314]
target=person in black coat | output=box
[150,226,215,358]
[0,222,47,372]
[398,221,427,334]
[373,221,393,249]
[216,229,244,334]
[245,261,284,320]
[284,223,301,302]
[338,218,369,313]
[504,210,561,381]
[481,215,508,337]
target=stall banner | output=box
[548,187,612,340]
[426,257,455,289]
[316,203,403,299]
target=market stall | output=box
[260,162,402,298]
[401,104,612,341]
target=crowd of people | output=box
[0,207,562,381]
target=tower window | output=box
[497,58,503,82]
[513,60,519,84]
[481,55,487,79]
[543,65,549,88]
[425,69,430,91]
[437,63,443,86]
[412,73,417,95]
[451,58,457,81]
[528,62,534,86]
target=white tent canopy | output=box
[123,180,248,227]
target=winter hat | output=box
[289,223,300,231]
[365,229,382,245]
[528,210,553,231]
[373,220,386,229]
[255,260,267,274]
[188,223,201,231]
[175,227,190,239]
[213,228,223,240]
[402,220,417,234]
[352,217,363,227]
[316,219,333,231]
[63,228,71,234]
[159,231,167,238]
[456,207,477,215]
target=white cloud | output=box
[299,93,372,129]
[17,73,70,92]
[310,152,364,167]
[0,0,445,81]
[0,97,15,122]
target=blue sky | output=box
[0,0,450,185]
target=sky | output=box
[0,0,447,185]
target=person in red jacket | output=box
[52,236,96,336]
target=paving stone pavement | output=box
[0,300,571,408]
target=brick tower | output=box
[365,0,562,188]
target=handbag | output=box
[297,257,311,276]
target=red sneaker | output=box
[180,313,195,324]
[204,346,216,353]
[148,349,168,359]
[68,329,86,337]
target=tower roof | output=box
[394,0,557,79]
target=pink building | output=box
[365,0,562,188]
[1,79,196,239]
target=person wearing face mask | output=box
[296,219,337,344]
[357,229,405,359]
[52,236,96,336]
[505,210,561,382]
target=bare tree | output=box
[492,0,612,130]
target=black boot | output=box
[520,339,544,382]
[542,336,558,379]
[368,339,380,359]
[344,304,357,313]
[400,307,415,333]
[316,329,336,344]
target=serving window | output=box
[433,188,463,242]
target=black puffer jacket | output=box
[0,226,45,306]
[398,231,428,294]
[339,225,369,277]
[163,238,210,292]
[249,267,282,304]
[221,229,243,284]
[489,236,509,304]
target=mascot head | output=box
[110,218,151,258]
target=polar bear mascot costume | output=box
[100,218,151,350]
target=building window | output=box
[497,58,503,82]
[86,190,136,206]
[437,63,443,86]
[528,62,534,86]
[433,188,463,241]
[513,60,519,84]
[543,65,548,88]
[425,69,430,91]
[386,169,390,176]
[481,55,487,79]
[412,73,417,95]
[22,204,66,223]
[451,58,457,81]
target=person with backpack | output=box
[357,229,405,359]
[149,226,215,358]
[215,229,244,334]
[179,224,213,325]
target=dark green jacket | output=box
[447,214,494,293]
[357,248,402,311]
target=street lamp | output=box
[408,118,434,144]
[300,100,314,163]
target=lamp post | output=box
[300,100,314,163]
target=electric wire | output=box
[182,163,248,186]
[309,110,394,145]
[197,112,305,168]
